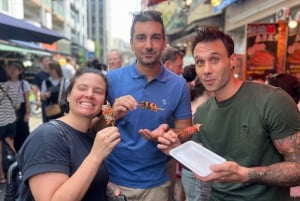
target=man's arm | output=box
[248,131,300,186]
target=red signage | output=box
[246,23,279,79]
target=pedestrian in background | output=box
[61,56,76,80]
[6,62,31,152]
[41,61,68,122]
[0,66,19,182]
[181,64,212,201]
[107,49,123,70]
[161,46,184,75]
[31,56,51,123]
[161,46,185,201]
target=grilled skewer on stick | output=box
[139,101,164,111]
[102,101,115,126]
[173,124,202,137]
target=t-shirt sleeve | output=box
[263,89,300,140]
[174,81,192,120]
[19,123,71,183]
[24,80,31,93]
[191,105,203,143]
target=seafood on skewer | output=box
[139,101,165,112]
[102,101,115,126]
[173,124,202,137]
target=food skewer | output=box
[173,124,202,137]
[139,101,165,111]
[102,101,115,126]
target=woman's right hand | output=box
[91,127,121,160]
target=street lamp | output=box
[288,16,297,29]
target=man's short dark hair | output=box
[192,28,235,57]
[160,47,184,64]
[130,11,165,39]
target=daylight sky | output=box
[110,0,141,41]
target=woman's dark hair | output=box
[85,58,108,72]
[60,67,108,113]
[192,28,234,57]
[191,77,206,101]
[7,62,25,80]
[266,73,300,103]
[182,64,196,82]
[49,61,63,78]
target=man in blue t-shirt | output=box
[105,11,192,201]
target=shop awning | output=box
[0,43,51,56]
[0,12,66,44]
[141,0,168,7]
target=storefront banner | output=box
[246,23,278,79]
[286,23,300,79]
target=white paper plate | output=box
[170,141,226,177]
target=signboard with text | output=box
[246,23,279,79]
[286,24,300,79]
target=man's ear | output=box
[164,60,171,69]
[229,53,237,67]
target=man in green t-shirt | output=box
[157,29,300,201]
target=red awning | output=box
[142,0,168,7]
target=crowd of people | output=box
[0,10,299,201]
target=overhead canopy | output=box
[0,43,51,56]
[0,12,66,44]
[141,0,168,7]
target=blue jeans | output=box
[181,168,211,201]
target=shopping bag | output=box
[44,104,62,117]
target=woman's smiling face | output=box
[68,73,107,118]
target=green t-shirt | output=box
[192,81,300,201]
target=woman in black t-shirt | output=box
[18,67,121,201]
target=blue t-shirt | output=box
[106,61,192,188]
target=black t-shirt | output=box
[32,69,49,89]
[18,120,109,201]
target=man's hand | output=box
[139,124,169,141]
[156,128,181,155]
[112,95,138,120]
[195,161,249,183]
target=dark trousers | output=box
[14,102,30,152]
